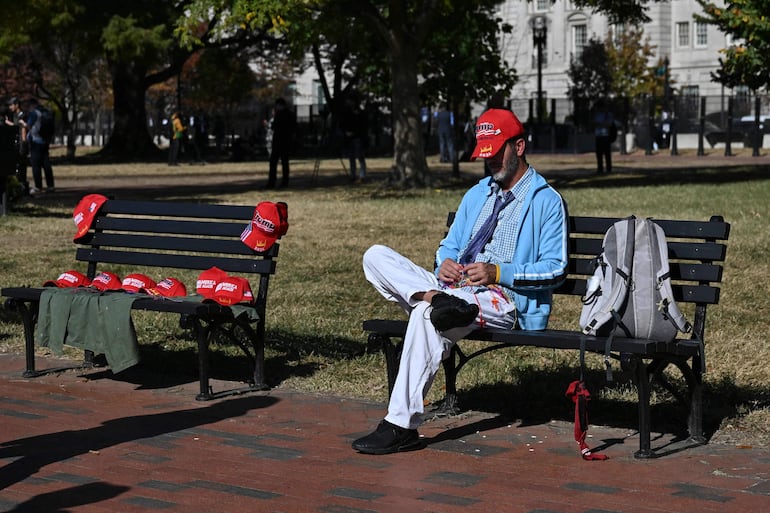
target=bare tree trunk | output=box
[100,63,161,160]
[389,42,430,187]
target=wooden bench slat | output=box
[100,200,254,219]
[667,241,728,261]
[75,248,277,275]
[0,287,239,316]
[570,216,730,240]
[571,238,728,262]
[87,233,266,256]
[93,217,247,238]
[571,258,724,283]
[362,319,701,357]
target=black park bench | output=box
[1,199,283,400]
[363,213,730,458]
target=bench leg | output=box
[438,346,461,414]
[688,365,705,445]
[252,328,267,389]
[193,319,213,401]
[633,357,655,459]
[676,357,706,445]
[17,301,39,377]
[372,333,401,396]
[653,357,707,446]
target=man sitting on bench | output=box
[352,109,570,455]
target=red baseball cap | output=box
[207,276,254,306]
[240,201,289,253]
[90,271,122,291]
[121,273,156,293]
[470,109,525,160]
[73,194,108,241]
[43,270,91,288]
[196,266,228,299]
[145,277,187,297]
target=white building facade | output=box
[499,0,731,108]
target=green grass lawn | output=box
[2,150,769,446]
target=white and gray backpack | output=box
[579,217,692,377]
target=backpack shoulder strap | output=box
[581,216,636,335]
[646,219,692,334]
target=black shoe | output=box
[429,292,478,331]
[352,420,423,455]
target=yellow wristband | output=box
[494,264,501,284]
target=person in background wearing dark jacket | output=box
[593,99,615,174]
[266,98,294,188]
[4,97,29,195]
[26,98,54,195]
[434,102,455,163]
[339,95,368,183]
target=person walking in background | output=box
[4,97,29,195]
[266,97,294,188]
[168,112,186,166]
[434,102,455,163]
[340,95,368,183]
[593,99,615,174]
[191,113,208,164]
[26,98,55,195]
[352,109,569,455]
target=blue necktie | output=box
[460,192,514,265]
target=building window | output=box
[535,0,549,12]
[695,22,708,47]
[573,24,587,59]
[677,22,690,47]
[681,85,699,97]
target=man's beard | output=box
[492,151,519,184]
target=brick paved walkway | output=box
[1,353,768,513]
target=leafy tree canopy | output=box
[567,38,613,103]
[605,28,657,99]
[696,0,770,91]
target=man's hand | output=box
[438,260,497,287]
[462,262,497,286]
[437,259,464,284]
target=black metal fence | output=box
[69,92,770,159]
[508,93,770,156]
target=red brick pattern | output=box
[1,353,768,513]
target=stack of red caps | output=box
[196,267,228,300]
[196,267,254,305]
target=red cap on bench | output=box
[145,277,187,298]
[121,273,156,293]
[43,270,91,288]
[90,271,122,291]
[240,201,289,253]
[206,276,254,306]
[73,194,108,241]
[196,267,228,299]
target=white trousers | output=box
[363,244,516,429]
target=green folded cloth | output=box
[36,288,140,373]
